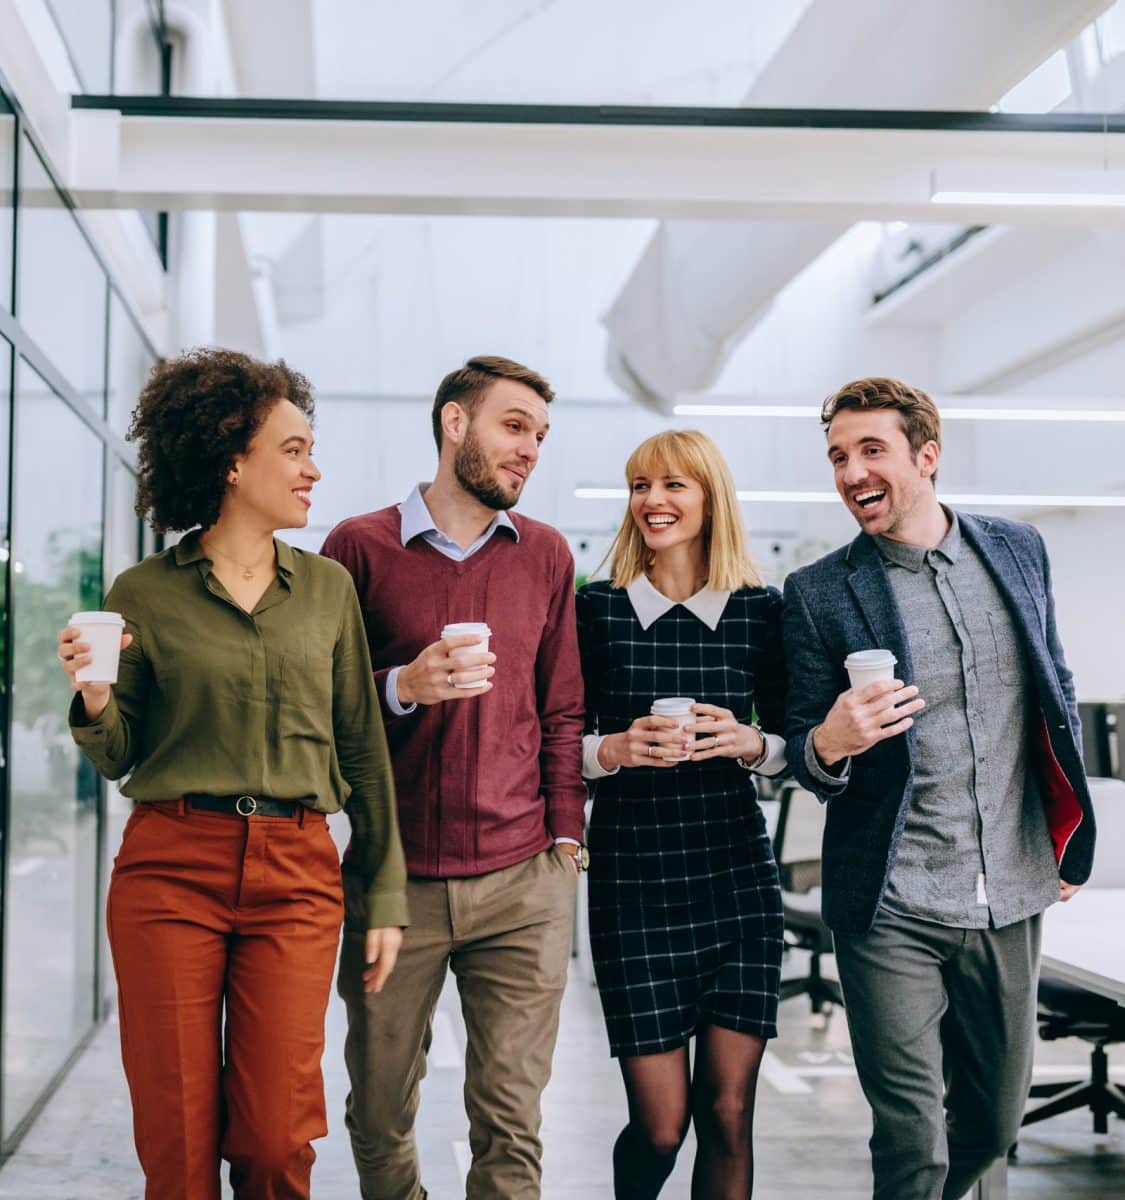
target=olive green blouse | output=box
[68,533,407,929]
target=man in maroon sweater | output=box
[322,355,586,1200]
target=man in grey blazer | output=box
[782,377,1095,1200]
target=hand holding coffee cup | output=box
[395,627,496,706]
[685,702,763,763]
[594,706,695,771]
[812,649,924,766]
[57,613,132,722]
[441,623,492,689]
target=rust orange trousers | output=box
[106,799,343,1200]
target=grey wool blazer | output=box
[782,511,1095,937]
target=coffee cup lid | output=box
[844,649,896,669]
[70,611,125,626]
[651,697,696,714]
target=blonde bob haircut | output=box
[604,429,763,592]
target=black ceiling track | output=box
[70,95,1125,133]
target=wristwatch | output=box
[561,842,590,871]
[736,723,770,772]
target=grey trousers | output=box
[338,847,578,1200]
[834,907,1042,1200]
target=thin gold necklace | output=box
[204,540,273,581]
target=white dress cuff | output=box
[750,732,788,777]
[582,733,620,779]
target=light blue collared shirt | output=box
[385,484,519,715]
[397,482,519,561]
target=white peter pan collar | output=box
[625,573,731,631]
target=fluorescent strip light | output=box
[942,494,1125,508]
[673,404,820,417]
[943,410,1125,423]
[737,491,836,503]
[932,190,1125,209]
[672,404,1125,423]
[575,488,1125,508]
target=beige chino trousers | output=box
[338,846,578,1200]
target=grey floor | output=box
[0,945,1122,1199]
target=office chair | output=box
[1023,777,1125,1134]
[1023,980,1125,1133]
[770,779,843,1022]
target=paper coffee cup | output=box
[845,649,897,691]
[442,622,492,689]
[70,611,126,684]
[650,697,695,762]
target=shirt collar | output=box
[173,530,296,576]
[625,573,731,631]
[398,483,519,548]
[875,506,961,572]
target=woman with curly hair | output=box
[57,348,407,1200]
[577,430,788,1198]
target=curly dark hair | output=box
[128,348,315,532]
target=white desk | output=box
[1041,888,1125,1006]
[975,888,1125,1198]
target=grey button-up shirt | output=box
[876,511,1059,929]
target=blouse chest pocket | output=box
[276,653,334,746]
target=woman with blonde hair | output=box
[576,429,787,1198]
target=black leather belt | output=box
[186,793,300,819]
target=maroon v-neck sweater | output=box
[322,505,586,878]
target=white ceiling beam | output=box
[599,0,1114,411]
[66,109,1125,225]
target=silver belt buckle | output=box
[236,795,258,816]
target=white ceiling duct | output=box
[604,0,1112,412]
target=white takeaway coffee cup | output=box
[650,696,696,762]
[442,622,492,689]
[70,611,126,684]
[845,649,898,691]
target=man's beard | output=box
[454,427,519,511]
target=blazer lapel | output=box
[959,514,1048,658]
[845,534,915,684]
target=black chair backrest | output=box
[772,780,825,894]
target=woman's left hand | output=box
[687,703,763,762]
[363,926,404,994]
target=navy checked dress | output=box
[576,580,786,1057]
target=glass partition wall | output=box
[0,77,157,1155]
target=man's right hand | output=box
[811,679,924,766]
[395,634,496,706]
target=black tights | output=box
[613,1026,767,1200]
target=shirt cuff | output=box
[582,733,619,779]
[804,731,851,789]
[384,667,417,717]
[750,732,788,777]
[366,887,410,930]
[554,837,580,846]
[67,690,117,738]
